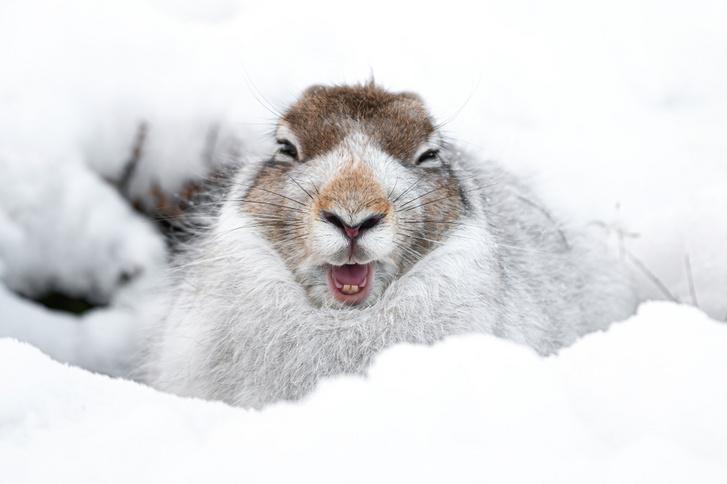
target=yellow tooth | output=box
[341,284,361,295]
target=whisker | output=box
[387,177,399,199]
[247,214,304,222]
[395,193,462,213]
[392,241,422,267]
[396,184,494,213]
[306,176,321,196]
[397,184,449,210]
[391,174,426,204]
[170,254,236,271]
[253,187,307,207]
[392,238,427,260]
[493,242,559,256]
[209,220,305,241]
[242,68,285,118]
[285,173,315,201]
[397,231,447,247]
[227,199,308,214]
[278,233,308,245]
[398,219,470,227]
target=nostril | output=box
[322,211,385,239]
[322,211,345,230]
[359,214,385,231]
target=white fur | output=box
[140,146,637,409]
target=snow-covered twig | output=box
[624,249,679,303]
[684,253,699,307]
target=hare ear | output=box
[365,72,376,87]
[398,91,424,103]
[302,84,327,97]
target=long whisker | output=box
[253,187,308,207]
[387,177,399,199]
[398,219,470,227]
[247,214,304,222]
[399,227,481,245]
[306,176,321,196]
[209,220,305,240]
[170,254,237,271]
[392,241,422,267]
[397,184,449,210]
[395,193,462,213]
[278,233,308,245]
[391,174,426,204]
[396,184,494,213]
[242,68,284,118]
[226,199,308,214]
[397,231,447,247]
[392,238,427,261]
[285,173,315,201]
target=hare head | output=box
[240,83,468,307]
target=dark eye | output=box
[276,139,299,161]
[416,149,439,165]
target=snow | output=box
[0,0,726,479]
[0,281,158,376]
[1,302,726,483]
[0,151,166,303]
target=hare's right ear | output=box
[301,84,327,97]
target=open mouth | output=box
[326,263,374,305]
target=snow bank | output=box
[0,151,165,303]
[0,282,159,376]
[1,302,725,483]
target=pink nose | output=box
[321,211,385,240]
[344,226,360,239]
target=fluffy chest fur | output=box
[142,151,636,408]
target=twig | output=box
[684,253,699,307]
[624,249,679,302]
[202,123,220,168]
[118,121,148,196]
[516,195,570,250]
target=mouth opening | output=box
[326,263,374,305]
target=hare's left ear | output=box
[274,122,303,162]
[398,91,425,103]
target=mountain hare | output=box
[141,83,636,408]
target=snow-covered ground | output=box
[2,302,726,483]
[0,0,726,480]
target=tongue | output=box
[331,264,369,285]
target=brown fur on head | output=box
[240,83,467,308]
[283,83,436,161]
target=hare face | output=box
[240,84,466,307]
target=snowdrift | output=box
[2,302,725,484]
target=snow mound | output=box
[1,301,725,483]
[0,151,165,303]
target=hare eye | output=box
[416,149,439,165]
[276,139,299,161]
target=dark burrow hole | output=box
[30,290,105,315]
